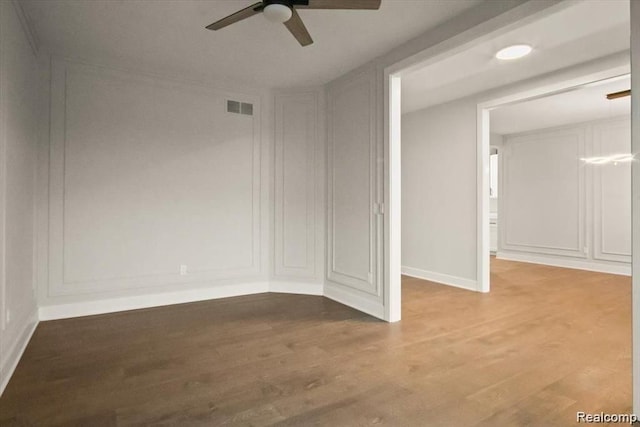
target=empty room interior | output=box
[1,0,639,425]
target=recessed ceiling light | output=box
[495,44,532,60]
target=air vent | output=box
[240,102,253,116]
[227,100,253,116]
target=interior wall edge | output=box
[630,0,640,415]
[0,308,38,397]
[0,0,40,398]
[34,53,52,311]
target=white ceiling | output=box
[402,0,630,113]
[490,75,631,135]
[21,0,481,90]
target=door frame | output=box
[383,1,575,322]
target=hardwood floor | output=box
[0,259,632,426]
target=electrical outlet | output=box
[180,264,188,276]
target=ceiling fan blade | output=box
[205,2,263,31]
[296,0,381,9]
[284,8,313,46]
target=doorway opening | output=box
[387,0,630,314]
[385,0,634,418]
[485,75,631,277]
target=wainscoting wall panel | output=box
[327,68,379,297]
[592,117,632,263]
[274,92,317,279]
[47,59,262,298]
[501,125,586,258]
[499,117,631,275]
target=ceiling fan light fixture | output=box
[205,0,382,46]
[495,44,532,60]
[263,3,292,23]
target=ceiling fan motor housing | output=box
[206,0,381,47]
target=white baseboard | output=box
[269,280,323,295]
[39,280,328,321]
[496,251,631,276]
[39,281,270,321]
[323,281,385,320]
[401,266,479,292]
[0,310,39,396]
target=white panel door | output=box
[593,117,632,262]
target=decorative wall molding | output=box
[500,117,631,272]
[401,266,478,292]
[274,92,317,279]
[501,125,586,259]
[327,68,380,297]
[592,117,632,263]
[47,58,263,297]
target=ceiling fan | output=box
[205,0,382,47]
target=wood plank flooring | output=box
[0,259,632,426]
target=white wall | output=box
[498,117,630,275]
[37,58,275,317]
[34,56,330,321]
[401,98,478,290]
[271,90,326,294]
[324,68,384,319]
[0,1,41,394]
